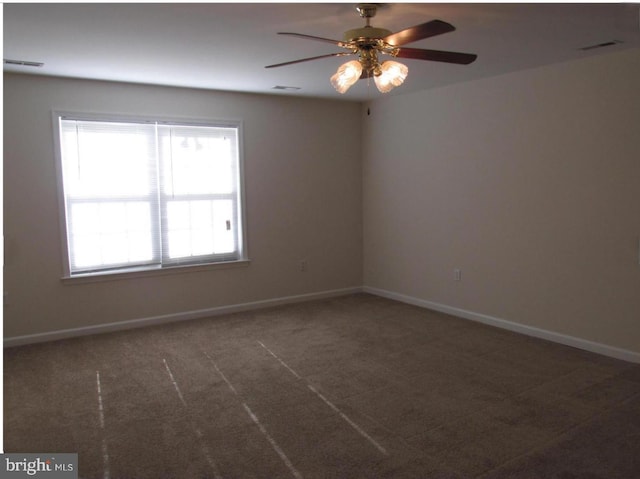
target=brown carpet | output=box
[4,293,640,478]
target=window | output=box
[55,113,247,277]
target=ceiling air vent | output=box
[4,59,44,67]
[579,40,623,51]
[272,85,301,91]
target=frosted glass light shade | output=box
[374,61,408,93]
[330,60,363,94]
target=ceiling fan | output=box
[265,3,477,94]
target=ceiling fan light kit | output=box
[374,60,409,93]
[265,3,477,95]
[330,60,362,94]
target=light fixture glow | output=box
[374,61,408,93]
[330,60,363,94]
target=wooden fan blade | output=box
[278,32,350,48]
[384,19,455,46]
[396,47,477,65]
[265,52,353,69]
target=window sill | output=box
[61,259,251,284]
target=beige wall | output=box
[363,48,640,354]
[5,49,639,355]
[3,74,363,338]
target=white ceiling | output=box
[4,3,640,102]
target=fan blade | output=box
[277,32,350,48]
[384,19,455,46]
[395,47,477,65]
[265,52,353,69]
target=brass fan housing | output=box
[355,3,378,19]
[344,3,398,75]
[343,26,392,43]
[345,4,392,44]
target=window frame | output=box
[53,110,250,281]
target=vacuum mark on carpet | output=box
[162,358,187,407]
[242,403,304,479]
[162,359,223,479]
[308,384,388,455]
[204,352,304,479]
[257,341,389,456]
[96,371,110,479]
[257,340,302,379]
[205,354,239,395]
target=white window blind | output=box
[57,115,245,276]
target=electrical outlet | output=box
[299,260,308,272]
[454,269,462,281]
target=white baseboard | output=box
[3,287,363,348]
[6,285,639,364]
[363,286,640,364]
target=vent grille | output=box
[272,85,301,91]
[579,40,623,51]
[4,59,44,67]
